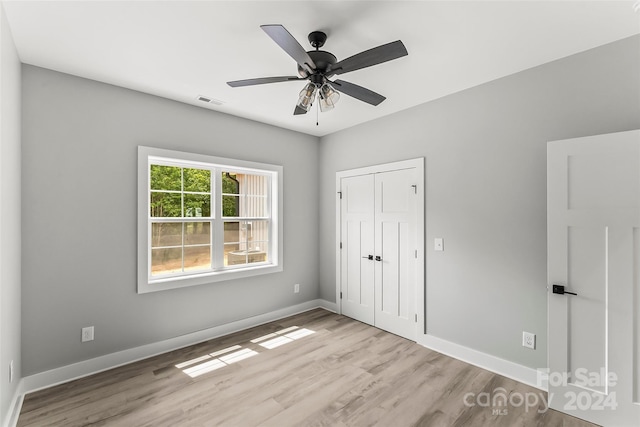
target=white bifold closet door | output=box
[339,164,419,341]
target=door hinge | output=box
[340,291,343,299]
[340,242,343,249]
[415,249,418,258]
[411,184,417,194]
[415,314,418,322]
[337,191,342,199]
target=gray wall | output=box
[21,66,319,375]
[18,33,640,379]
[0,3,21,423]
[318,35,640,369]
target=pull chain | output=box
[316,96,319,126]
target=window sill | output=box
[138,263,283,294]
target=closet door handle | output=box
[552,284,577,296]
[375,256,382,262]
[362,255,374,260]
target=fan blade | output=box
[293,105,308,115]
[330,40,407,76]
[332,80,386,106]
[227,76,303,87]
[261,24,316,74]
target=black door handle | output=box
[552,284,577,296]
[362,255,373,260]
[375,256,382,262]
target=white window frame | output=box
[138,146,283,294]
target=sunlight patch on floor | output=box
[175,326,315,378]
[259,328,315,349]
[183,358,227,377]
[174,344,242,369]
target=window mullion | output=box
[181,168,185,273]
[213,166,225,270]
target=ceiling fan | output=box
[227,25,408,115]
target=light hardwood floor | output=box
[18,309,597,426]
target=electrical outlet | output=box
[82,326,95,342]
[294,283,300,293]
[522,331,536,349]
[9,360,13,383]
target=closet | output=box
[336,158,424,340]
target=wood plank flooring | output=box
[18,309,597,426]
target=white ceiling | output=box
[3,0,639,137]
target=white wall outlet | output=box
[434,238,444,251]
[82,326,95,342]
[523,331,536,349]
[9,360,13,383]
[294,283,300,293]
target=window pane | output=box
[151,248,182,276]
[246,220,269,246]
[248,220,269,263]
[184,168,211,192]
[184,246,211,272]
[150,165,181,191]
[245,174,268,196]
[244,196,267,217]
[222,173,269,217]
[185,222,210,245]
[223,220,270,246]
[225,242,246,266]
[224,222,241,265]
[247,242,268,264]
[223,220,269,266]
[151,223,182,247]
[224,243,267,266]
[222,172,240,194]
[221,171,240,219]
[222,195,239,217]
[185,194,211,217]
[150,192,182,217]
[224,243,240,266]
[224,221,240,244]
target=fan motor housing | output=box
[298,50,337,77]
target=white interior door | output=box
[340,174,375,325]
[338,159,423,342]
[548,130,640,426]
[374,168,417,340]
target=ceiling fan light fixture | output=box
[319,83,340,112]
[297,82,317,112]
[228,25,408,117]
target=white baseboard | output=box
[318,299,337,313]
[18,299,335,398]
[418,334,546,391]
[3,384,24,427]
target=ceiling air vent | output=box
[197,95,225,106]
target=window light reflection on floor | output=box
[183,358,227,377]
[175,326,315,378]
[219,348,257,364]
[258,328,315,349]
[175,345,241,370]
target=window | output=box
[138,146,282,293]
